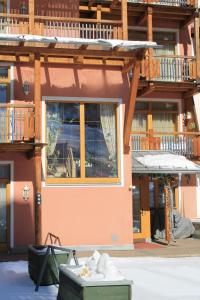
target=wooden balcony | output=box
[0,104,35,151]
[0,13,122,39]
[131,131,200,158]
[140,56,196,82]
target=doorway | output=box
[132,174,179,241]
[0,165,10,252]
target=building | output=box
[0,0,199,252]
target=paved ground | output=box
[0,238,200,262]
[77,238,200,258]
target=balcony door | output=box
[0,67,10,142]
[153,32,178,81]
[0,165,10,252]
[0,179,10,252]
[132,101,178,151]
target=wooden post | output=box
[124,56,142,153]
[34,53,42,245]
[34,53,41,143]
[121,0,128,40]
[147,7,153,80]
[164,180,170,244]
[194,13,200,79]
[29,0,35,34]
[35,146,42,245]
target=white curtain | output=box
[100,104,116,162]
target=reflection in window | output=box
[47,103,80,178]
[85,104,117,178]
[132,185,141,233]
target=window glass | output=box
[152,102,177,111]
[46,102,119,181]
[85,103,117,178]
[135,102,148,111]
[47,103,80,178]
[0,84,7,103]
[132,185,141,233]
[0,68,8,79]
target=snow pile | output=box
[71,251,125,281]
[136,153,200,170]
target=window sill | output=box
[45,177,121,185]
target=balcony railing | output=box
[0,13,122,39]
[131,131,200,158]
[140,56,196,82]
[127,0,195,7]
[0,104,35,143]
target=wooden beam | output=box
[79,5,111,13]
[111,0,120,9]
[180,13,194,28]
[122,59,135,74]
[88,0,95,8]
[121,0,128,40]
[0,44,138,59]
[34,146,42,245]
[137,83,155,97]
[48,42,56,49]
[147,7,153,81]
[194,13,200,78]
[29,0,35,34]
[34,53,41,143]
[136,12,147,26]
[164,181,171,245]
[183,88,198,99]
[79,44,88,50]
[124,58,142,153]
[34,53,42,246]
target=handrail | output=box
[0,104,35,108]
[0,13,29,19]
[34,16,122,25]
[131,131,200,136]
[153,55,196,59]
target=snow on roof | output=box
[0,33,157,50]
[132,151,200,174]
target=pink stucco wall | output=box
[12,64,134,248]
[0,153,35,247]
[181,175,197,219]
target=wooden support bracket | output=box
[137,83,155,97]
[124,57,142,154]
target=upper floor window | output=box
[46,102,120,184]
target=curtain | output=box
[47,103,61,156]
[100,104,116,162]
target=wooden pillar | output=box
[35,146,42,245]
[34,53,41,143]
[34,53,42,245]
[124,57,142,153]
[121,0,128,40]
[96,5,102,22]
[147,7,153,80]
[194,13,200,78]
[164,180,170,244]
[29,0,35,34]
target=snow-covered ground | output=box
[1,257,200,300]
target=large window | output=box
[46,102,120,184]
